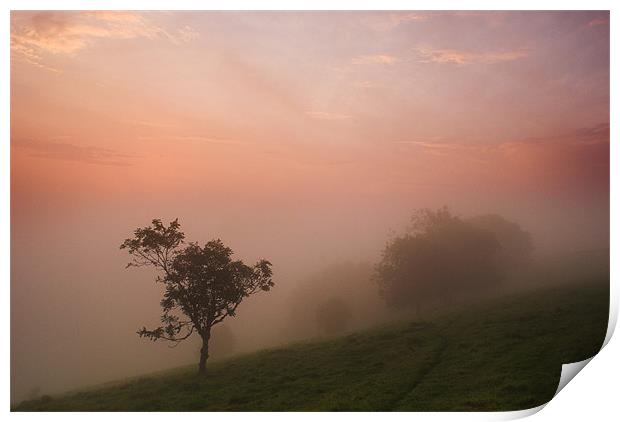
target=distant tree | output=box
[315,297,352,335]
[284,261,388,342]
[374,208,502,311]
[466,214,533,269]
[120,219,274,375]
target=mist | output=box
[11,193,609,402]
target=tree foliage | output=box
[466,214,533,269]
[120,219,274,374]
[374,208,503,309]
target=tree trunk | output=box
[198,330,211,376]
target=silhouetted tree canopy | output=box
[374,208,503,310]
[315,297,352,335]
[120,219,274,375]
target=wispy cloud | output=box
[351,54,398,65]
[350,46,525,68]
[398,140,471,150]
[399,123,609,156]
[361,12,428,32]
[414,45,528,65]
[170,136,242,145]
[570,122,610,144]
[136,134,243,145]
[305,111,352,121]
[397,138,487,158]
[11,11,199,70]
[353,80,379,89]
[398,124,608,191]
[13,138,135,166]
[127,120,174,129]
[362,11,508,32]
[587,18,609,27]
[176,25,200,42]
[499,122,610,151]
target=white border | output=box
[2,1,617,421]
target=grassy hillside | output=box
[15,280,608,411]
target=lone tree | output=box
[120,219,274,375]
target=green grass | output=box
[14,280,608,411]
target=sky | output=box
[10,11,609,401]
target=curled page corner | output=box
[497,357,595,420]
[496,403,545,420]
[554,357,593,396]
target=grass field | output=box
[14,280,609,411]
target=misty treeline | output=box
[374,207,533,312]
[284,208,535,340]
[121,208,571,374]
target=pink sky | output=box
[11,11,609,210]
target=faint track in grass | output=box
[384,321,451,411]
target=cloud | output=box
[13,138,135,166]
[79,11,144,23]
[362,12,428,31]
[170,136,242,145]
[414,45,528,65]
[398,140,472,151]
[351,46,524,68]
[362,11,509,32]
[176,25,200,42]
[136,135,243,145]
[351,54,398,65]
[400,123,609,157]
[570,122,610,144]
[500,122,610,151]
[11,11,199,70]
[354,80,379,89]
[397,124,609,185]
[305,111,352,121]
[127,120,173,129]
[496,124,610,191]
[587,18,609,27]
[397,138,489,160]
